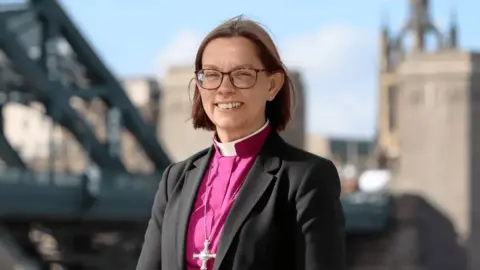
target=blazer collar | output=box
[176,131,284,269]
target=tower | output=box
[377,0,456,164]
[377,1,479,268]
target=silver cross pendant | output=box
[193,239,216,270]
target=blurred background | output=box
[0,0,478,269]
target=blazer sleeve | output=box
[294,159,346,270]
[136,164,173,270]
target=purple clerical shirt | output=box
[185,121,271,270]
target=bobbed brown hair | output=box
[191,15,294,132]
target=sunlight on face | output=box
[198,37,273,141]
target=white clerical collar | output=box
[214,120,270,157]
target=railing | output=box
[341,191,391,206]
[0,169,160,191]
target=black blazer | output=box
[136,131,346,270]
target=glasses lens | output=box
[196,68,258,89]
[231,69,257,88]
[197,69,221,89]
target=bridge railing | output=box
[0,168,160,190]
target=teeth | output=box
[216,102,241,109]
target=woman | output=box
[136,15,346,270]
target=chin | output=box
[213,117,245,132]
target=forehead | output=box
[202,36,263,69]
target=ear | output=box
[193,79,202,90]
[267,71,285,101]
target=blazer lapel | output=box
[176,147,214,270]
[213,132,282,270]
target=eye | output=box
[204,70,220,78]
[232,69,255,77]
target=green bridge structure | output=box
[0,0,171,268]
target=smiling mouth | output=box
[215,102,243,110]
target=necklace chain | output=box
[202,161,243,242]
[194,157,245,270]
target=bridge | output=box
[0,0,171,268]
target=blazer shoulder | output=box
[279,141,336,171]
[170,147,210,169]
[277,142,341,199]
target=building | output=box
[307,133,375,192]
[377,0,479,267]
[156,65,213,162]
[2,102,87,172]
[280,70,306,150]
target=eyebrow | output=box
[202,63,258,70]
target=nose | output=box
[217,74,235,94]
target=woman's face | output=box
[197,36,283,141]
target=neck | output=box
[216,118,267,143]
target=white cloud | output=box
[281,24,378,138]
[155,29,203,77]
[155,24,378,138]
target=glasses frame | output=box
[194,68,266,90]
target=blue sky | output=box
[59,0,479,139]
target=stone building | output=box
[281,70,305,149]
[377,0,479,268]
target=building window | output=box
[388,86,398,131]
